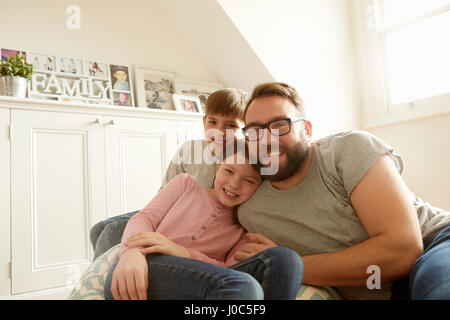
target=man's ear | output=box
[303,120,313,142]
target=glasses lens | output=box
[269,119,290,136]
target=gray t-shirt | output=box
[237,130,450,300]
[160,139,216,190]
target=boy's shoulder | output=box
[179,139,208,148]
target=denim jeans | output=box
[391,223,450,300]
[104,246,303,300]
[90,211,137,260]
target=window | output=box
[374,0,450,123]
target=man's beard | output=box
[263,139,310,182]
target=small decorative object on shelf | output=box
[0,52,33,98]
[172,93,203,114]
[134,64,176,110]
[174,79,223,113]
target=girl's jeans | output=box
[104,246,303,300]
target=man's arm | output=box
[236,155,423,286]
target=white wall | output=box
[153,0,275,94]
[0,0,218,85]
[367,114,450,210]
[217,0,362,139]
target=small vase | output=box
[0,75,28,98]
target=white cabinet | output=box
[0,97,204,298]
[10,109,108,294]
[104,115,179,216]
[0,108,10,297]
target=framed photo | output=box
[83,60,109,78]
[109,64,134,107]
[172,94,202,113]
[27,52,56,72]
[1,48,27,61]
[110,64,131,91]
[134,65,176,110]
[57,56,82,75]
[174,79,223,113]
[113,91,132,107]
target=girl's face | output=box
[211,158,262,208]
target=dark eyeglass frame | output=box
[242,117,305,141]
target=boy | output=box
[90,88,248,259]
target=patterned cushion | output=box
[296,285,342,300]
[67,244,120,300]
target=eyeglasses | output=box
[242,117,305,141]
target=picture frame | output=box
[174,79,223,113]
[27,52,56,72]
[113,91,132,107]
[83,60,109,78]
[134,65,177,110]
[109,64,134,107]
[110,64,131,91]
[172,93,202,113]
[56,56,82,75]
[1,48,27,61]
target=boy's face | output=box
[212,157,262,208]
[203,113,244,155]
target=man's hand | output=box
[234,233,277,261]
[111,248,148,300]
[125,231,191,258]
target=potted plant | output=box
[0,53,33,98]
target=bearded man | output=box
[234,82,450,300]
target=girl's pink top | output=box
[117,173,248,267]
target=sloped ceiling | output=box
[153,0,275,93]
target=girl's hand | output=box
[125,231,192,258]
[233,233,277,261]
[111,248,148,300]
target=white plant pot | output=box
[0,75,28,98]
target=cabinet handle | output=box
[108,120,115,125]
[94,118,101,124]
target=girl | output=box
[104,141,303,300]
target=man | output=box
[234,82,450,300]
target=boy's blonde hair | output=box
[244,82,306,118]
[205,88,248,122]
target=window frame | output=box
[363,0,450,128]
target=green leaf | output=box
[0,53,33,78]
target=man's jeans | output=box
[391,224,450,300]
[104,247,303,300]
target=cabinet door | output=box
[0,108,10,297]
[104,116,179,217]
[10,110,107,294]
